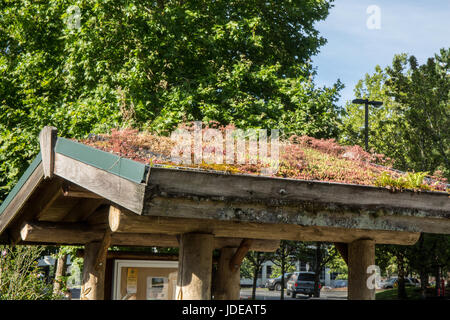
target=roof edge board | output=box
[0,153,43,217]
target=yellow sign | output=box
[127,268,138,294]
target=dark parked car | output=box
[286,272,319,298]
[265,273,293,291]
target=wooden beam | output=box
[348,239,375,300]
[39,126,57,179]
[0,164,44,235]
[61,183,103,199]
[19,221,279,251]
[53,153,145,214]
[144,195,450,235]
[229,239,252,272]
[95,230,111,271]
[146,167,450,214]
[334,242,348,265]
[21,221,103,244]
[109,206,420,245]
[177,233,214,300]
[7,178,64,244]
[61,198,105,223]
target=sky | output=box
[312,0,450,106]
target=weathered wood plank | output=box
[334,242,348,265]
[19,221,279,251]
[39,126,58,179]
[54,153,145,214]
[143,195,450,235]
[0,164,44,234]
[60,198,105,223]
[146,167,449,214]
[8,178,65,243]
[109,207,420,245]
[62,183,103,199]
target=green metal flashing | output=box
[0,153,42,216]
[55,137,148,184]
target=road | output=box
[69,287,349,300]
[240,287,348,300]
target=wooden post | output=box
[348,239,375,300]
[39,126,57,179]
[214,247,241,300]
[176,233,214,300]
[53,253,68,296]
[81,241,108,300]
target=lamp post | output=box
[352,99,383,151]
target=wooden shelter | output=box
[0,127,449,300]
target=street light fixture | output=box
[351,98,383,151]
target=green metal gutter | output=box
[55,137,148,184]
[0,153,42,216]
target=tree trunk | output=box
[397,254,407,300]
[53,253,68,297]
[280,253,285,300]
[419,269,428,299]
[252,265,259,300]
[435,266,440,297]
[313,243,322,297]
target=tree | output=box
[267,240,306,300]
[0,0,343,204]
[309,242,339,298]
[341,48,449,179]
[240,252,269,300]
[376,245,411,299]
[408,234,450,298]
[0,245,55,300]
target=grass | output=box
[376,287,423,300]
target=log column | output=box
[348,239,375,300]
[81,241,108,300]
[214,247,241,300]
[176,233,214,300]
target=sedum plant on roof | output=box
[79,122,448,192]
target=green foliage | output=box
[0,0,342,203]
[375,171,432,191]
[327,247,347,278]
[340,48,450,180]
[269,264,296,278]
[0,245,56,300]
